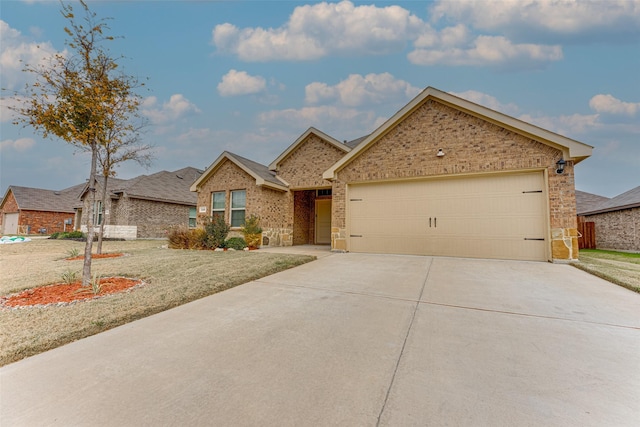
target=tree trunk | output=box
[96,174,108,254]
[82,141,97,287]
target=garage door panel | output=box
[347,172,547,261]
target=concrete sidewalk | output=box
[1,254,639,426]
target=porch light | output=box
[556,158,566,174]
[436,148,445,157]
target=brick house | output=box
[577,186,640,252]
[78,167,202,239]
[191,87,593,262]
[0,184,84,235]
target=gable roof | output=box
[115,167,202,205]
[79,167,202,206]
[323,86,593,180]
[1,183,84,213]
[268,127,350,171]
[190,151,288,192]
[576,190,610,215]
[580,186,640,215]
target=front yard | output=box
[0,238,314,366]
[572,249,640,293]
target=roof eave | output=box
[323,86,594,179]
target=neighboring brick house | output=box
[0,184,83,235]
[77,167,202,239]
[192,87,593,262]
[578,186,640,252]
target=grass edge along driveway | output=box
[0,239,314,367]
[571,249,640,294]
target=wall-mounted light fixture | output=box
[556,158,566,174]
[436,148,445,157]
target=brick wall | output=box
[2,189,75,234]
[332,99,578,260]
[276,134,346,189]
[586,208,640,252]
[18,210,75,234]
[79,181,193,239]
[195,159,292,246]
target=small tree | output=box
[94,100,153,254]
[9,1,144,286]
[203,216,231,249]
[241,214,263,249]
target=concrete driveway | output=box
[1,253,638,426]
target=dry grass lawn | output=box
[0,238,314,366]
[572,249,640,293]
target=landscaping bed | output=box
[572,249,640,293]
[0,239,314,366]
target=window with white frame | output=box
[230,190,246,227]
[93,200,103,225]
[189,207,197,228]
[212,192,225,219]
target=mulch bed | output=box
[1,277,144,309]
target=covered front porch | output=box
[292,189,332,245]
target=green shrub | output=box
[241,214,262,248]
[50,232,61,239]
[203,216,230,249]
[224,237,247,250]
[55,230,84,239]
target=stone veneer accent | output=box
[331,99,579,261]
[585,208,640,252]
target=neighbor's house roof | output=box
[576,190,611,215]
[580,186,640,215]
[1,184,85,213]
[81,167,203,206]
[191,151,288,192]
[324,86,594,180]
[268,127,351,171]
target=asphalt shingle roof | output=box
[580,186,640,215]
[227,152,287,188]
[6,183,85,212]
[113,167,202,205]
[576,190,610,215]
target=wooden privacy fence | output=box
[577,216,596,249]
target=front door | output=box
[315,199,331,244]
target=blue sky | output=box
[1,0,639,198]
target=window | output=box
[317,189,332,197]
[230,190,246,227]
[212,192,225,219]
[93,201,103,225]
[189,207,197,228]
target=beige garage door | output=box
[348,172,548,261]
[3,213,19,234]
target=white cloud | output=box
[0,137,35,152]
[305,73,421,107]
[430,0,640,41]
[217,70,267,97]
[409,34,562,69]
[518,113,601,136]
[212,0,425,61]
[589,94,640,116]
[450,90,520,116]
[0,20,61,90]
[142,94,200,124]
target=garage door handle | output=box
[434,217,437,228]
[429,217,431,228]
[524,238,545,241]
